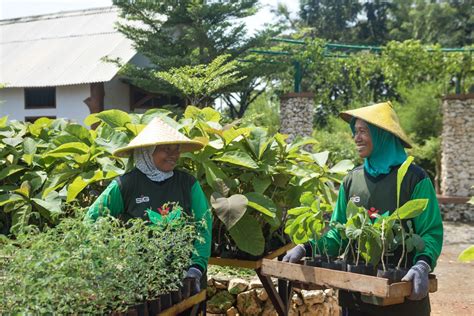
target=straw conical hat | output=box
[113,117,204,157]
[339,101,412,148]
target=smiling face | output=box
[353,119,373,158]
[152,144,180,172]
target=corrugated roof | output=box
[0,6,137,88]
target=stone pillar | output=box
[279,92,314,143]
[440,94,474,221]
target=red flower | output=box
[368,207,379,219]
[158,206,170,216]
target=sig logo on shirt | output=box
[136,195,150,204]
[350,195,361,203]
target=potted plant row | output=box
[285,157,429,284]
[0,212,201,314]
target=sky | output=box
[0,0,299,33]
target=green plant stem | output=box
[356,233,362,266]
[343,239,352,261]
[381,219,386,272]
[397,222,406,269]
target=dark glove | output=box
[402,260,431,300]
[282,244,306,263]
[185,267,202,295]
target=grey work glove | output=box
[282,244,306,263]
[401,260,431,300]
[185,267,202,295]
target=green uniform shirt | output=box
[319,164,443,268]
[318,164,443,315]
[86,168,212,271]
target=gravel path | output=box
[431,221,474,316]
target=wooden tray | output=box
[158,290,206,316]
[261,259,437,306]
[209,243,295,269]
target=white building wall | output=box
[104,76,130,112]
[0,81,131,124]
[56,84,91,124]
[0,88,57,121]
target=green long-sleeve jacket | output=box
[86,168,212,272]
[317,163,443,270]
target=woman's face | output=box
[353,119,373,158]
[152,144,180,172]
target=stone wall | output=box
[279,93,314,143]
[207,276,340,316]
[440,95,474,221]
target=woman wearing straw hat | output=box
[86,117,212,296]
[283,102,443,315]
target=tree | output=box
[112,0,282,115]
[388,0,473,46]
[155,54,245,107]
[298,0,361,42]
[355,0,393,45]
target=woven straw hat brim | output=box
[112,117,205,157]
[113,141,204,157]
[339,101,412,148]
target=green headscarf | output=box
[351,119,407,177]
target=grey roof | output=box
[0,6,137,88]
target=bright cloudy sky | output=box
[0,0,299,33]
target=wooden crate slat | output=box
[387,276,438,298]
[158,290,206,316]
[263,243,295,260]
[209,243,294,269]
[261,259,438,300]
[208,257,260,269]
[261,259,391,297]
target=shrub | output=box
[0,213,197,314]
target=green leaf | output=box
[346,200,360,219]
[0,165,24,181]
[287,206,310,216]
[125,123,146,136]
[23,137,37,155]
[84,113,100,126]
[246,127,269,159]
[10,203,32,235]
[32,191,63,221]
[312,151,329,167]
[65,124,92,144]
[210,192,248,229]
[13,181,31,198]
[214,151,258,169]
[203,161,229,194]
[458,245,474,263]
[287,137,318,153]
[229,214,265,256]
[0,116,8,127]
[66,171,105,202]
[329,159,354,174]
[28,117,53,136]
[45,142,90,156]
[222,127,250,145]
[95,109,131,128]
[252,177,271,194]
[0,193,24,207]
[397,156,414,207]
[389,199,428,220]
[2,137,23,147]
[245,192,276,218]
[299,192,314,206]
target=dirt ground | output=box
[430,221,474,316]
